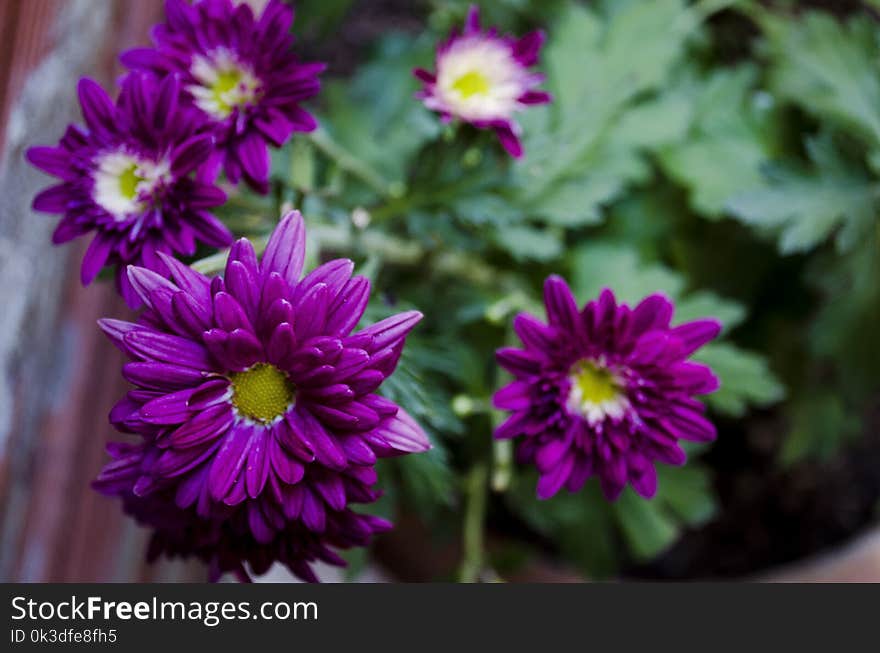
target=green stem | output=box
[458,463,488,583]
[491,440,513,493]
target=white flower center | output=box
[231,0,270,15]
[92,151,169,220]
[188,48,262,120]
[432,36,526,121]
[565,359,631,426]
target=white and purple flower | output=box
[122,0,325,194]
[414,5,551,158]
[27,73,231,307]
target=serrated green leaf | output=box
[675,291,746,333]
[610,93,694,150]
[494,225,563,262]
[505,474,619,577]
[515,0,696,210]
[570,244,685,303]
[318,34,441,193]
[527,176,622,227]
[395,444,456,514]
[761,11,880,147]
[657,65,780,217]
[726,135,876,254]
[453,194,524,227]
[693,342,786,417]
[612,489,679,560]
[655,465,716,526]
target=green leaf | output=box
[453,194,524,227]
[514,0,696,218]
[610,93,694,150]
[612,489,679,560]
[657,65,780,217]
[318,34,441,194]
[394,444,456,515]
[761,11,880,148]
[675,291,746,333]
[693,343,786,417]
[527,140,652,228]
[493,225,563,262]
[780,393,861,465]
[505,474,619,577]
[611,465,718,562]
[726,135,876,254]
[655,465,716,526]
[570,244,685,304]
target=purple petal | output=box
[370,409,430,454]
[261,210,306,286]
[357,311,423,351]
[33,184,71,213]
[80,233,114,285]
[123,329,211,368]
[26,146,72,179]
[171,404,235,448]
[670,319,722,357]
[123,362,204,390]
[171,134,215,177]
[326,277,370,336]
[536,454,574,499]
[77,78,115,133]
[544,275,580,334]
[236,133,270,192]
[495,124,523,158]
[246,429,271,498]
[208,423,255,501]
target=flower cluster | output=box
[121,0,324,194]
[28,0,322,304]
[494,277,721,501]
[414,5,551,158]
[27,0,725,582]
[94,212,430,581]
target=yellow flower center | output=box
[229,363,295,423]
[569,360,621,405]
[118,164,144,201]
[211,69,246,116]
[189,50,262,120]
[452,70,491,99]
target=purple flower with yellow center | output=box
[122,0,325,194]
[494,276,721,501]
[27,73,231,307]
[414,5,551,158]
[94,211,429,581]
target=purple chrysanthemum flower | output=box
[122,0,325,194]
[97,443,392,582]
[27,73,232,307]
[94,211,430,581]
[493,276,722,501]
[414,5,551,158]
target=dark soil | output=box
[626,406,880,578]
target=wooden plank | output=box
[0,0,203,582]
